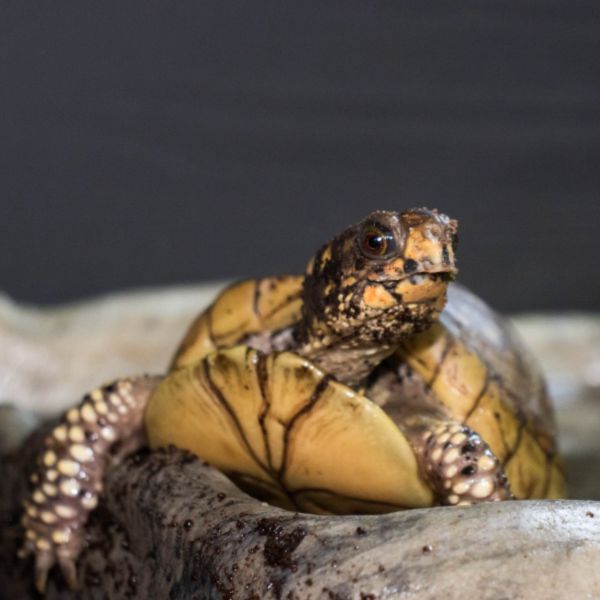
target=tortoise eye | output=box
[359,224,396,258]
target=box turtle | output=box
[19,208,565,592]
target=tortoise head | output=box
[300,208,458,348]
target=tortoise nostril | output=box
[404,259,418,274]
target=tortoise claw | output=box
[58,553,78,590]
[19,535,79,593]
[19,527,78,593]
[33,549,55,594]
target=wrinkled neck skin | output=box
[242,314,416,386]
[244,285,448,388]
[294,301,443,388]
[296,334,397,388]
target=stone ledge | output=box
[2,444,599,600]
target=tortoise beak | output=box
[416,236,458,278]
[401,252,457,282]
[394,266,455,304]
[416,262,458,279]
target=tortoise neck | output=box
[294,325,397,387]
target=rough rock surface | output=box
[1,286,599,599]
[0,285,223,419]
[3,444,600,600]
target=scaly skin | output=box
[410,420,513,504]
[19,376,161,592]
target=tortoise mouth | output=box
[407,271,455,284]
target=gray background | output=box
[2,2,599,312]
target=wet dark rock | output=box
[256,518,307,571]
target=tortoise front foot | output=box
[420,422,513,505]
[19,526,79,594]
[19,375,161,593]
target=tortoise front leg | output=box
[406,417,513,506]
[19,375,162,593]
[367,367,513,506]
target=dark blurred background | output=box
[2,2,599,312]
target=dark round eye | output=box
[359,224,396,258]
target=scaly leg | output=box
[19,375,162,593]
[406,416,513,505]
[368,365,513,506]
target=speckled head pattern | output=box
[297,209,458,384]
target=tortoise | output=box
[19,208,565,592]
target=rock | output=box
[2,446,600,600]
[1,286,599,598]
[0,405,40,454]
[0,285,222,417]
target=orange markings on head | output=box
[403,231,443,266]
[383,257,406,278]
[395,277,448,304]
[320,244,333,263]
[362,284,397,310]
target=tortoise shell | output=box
[146,273,565,512]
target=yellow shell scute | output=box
[463,379,516,463]
[146,346,433,513]
[398,321,566,500]
[146,349,268,483]
[283,377,433,510]
[261,353,324,473]
[172,276,303,369]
